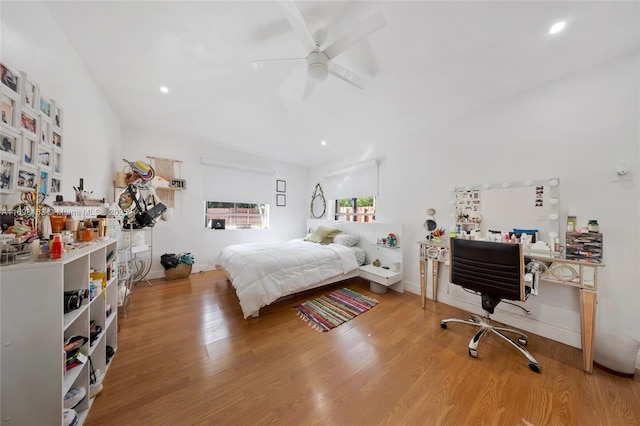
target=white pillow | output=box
[333,233,359,247]
[350,247,366,265]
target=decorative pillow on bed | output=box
[333,233,359,247]
[305,225,342,245]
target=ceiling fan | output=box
[254,1,387,98]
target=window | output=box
[334,196,375,223]
[205,202,269,229]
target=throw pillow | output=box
[305,225,342,245]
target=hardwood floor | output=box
[86,270,640,425]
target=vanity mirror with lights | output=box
[452,178,560,248]
[418,177,605,373]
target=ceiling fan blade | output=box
[323,11,386,60]
[328,62,366,89]
[278,1,318,53]
[250,57,305,70]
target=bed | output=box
[217,229,365,318]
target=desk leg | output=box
[579,289,596,373]
[431,259,439,302]
[420,259,426,309]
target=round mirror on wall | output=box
[310,183,326,218]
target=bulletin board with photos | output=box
[455,188,482,225]
[0,62,63,196]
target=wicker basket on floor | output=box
[165,264,192,280]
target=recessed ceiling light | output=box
[549,21,566,35]
[160,86,169,93]
[320,140,327,146]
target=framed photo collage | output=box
[1,62,63,196]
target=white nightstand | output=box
[359,263,402,294]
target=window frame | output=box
[204,201,270,230]
[334,196,376,222]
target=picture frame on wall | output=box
[276,179,286,193]
[52,100,63,129]
[1,127,20,157]
[0,62,20,94]
[0,156,17,194]
[20,131,37,167]
[1,92,19,130]
[52,130,61,148]
[39,95,52,118]
[53,150,62,175]
[20,108,38,137]
[40,115,51,146]
[19,71,38,111]
[50,177,61,194]
[16,167,36,191]
[38,169,48,195]
[38,147,52,169]
[276,193,286,207]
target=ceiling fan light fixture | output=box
[307,51,329,81]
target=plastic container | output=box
[50,214,67,233]
[50,235,63,260]
[594,330,639,378]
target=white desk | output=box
[418,239,605,373]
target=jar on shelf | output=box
[567,216,577,232]
[588,220,599,233]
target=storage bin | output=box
[594,330,639,378]
[165,263,192,280]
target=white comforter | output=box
[217,240,359,318]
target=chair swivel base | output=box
[441,313,541,373]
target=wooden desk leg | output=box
[420,259,426,309]
[431,259,439,302]
[579,289,596,373]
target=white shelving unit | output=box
[0,238,118,425]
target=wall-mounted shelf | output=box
[372,244,401,249]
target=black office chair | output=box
[440,238,541,373]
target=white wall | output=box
[0,1,122,207]
[311,52,640,349]
[120,126,309,278]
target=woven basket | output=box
[164,264,192,280]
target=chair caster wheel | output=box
[518,337,528,346]
[440,322,447,329]
[468,348,478,358]
[529,363,541,373]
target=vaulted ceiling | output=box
[45,1,639,167]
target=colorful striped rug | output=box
[293,288,378,332]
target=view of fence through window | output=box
[335,197,376,222]
[205,202,269,229]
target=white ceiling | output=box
[45,1,639,167]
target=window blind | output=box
[323,160,378,199]
[201,159,273,204]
